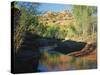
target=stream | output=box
[38,46,77,72]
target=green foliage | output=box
[13,2,97,52]
[67,25,77,38]
[70,5,97,42]
[72,5,97,35]
[13,2,40,52]
[45,25,68,39]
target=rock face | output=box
[67,43,97,61]
[52,40,86,54]
[38,10,74,26]
[50,40,97,62]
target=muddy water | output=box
[37,46,97,72]
[38,46,76,72]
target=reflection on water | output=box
[38,46,97,72]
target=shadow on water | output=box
[14,31,62,73]
[53,40,87,54]
[14,31,41,73]
[15,32,86,73]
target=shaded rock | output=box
[68,43,97,57]
[53,40,86,54]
